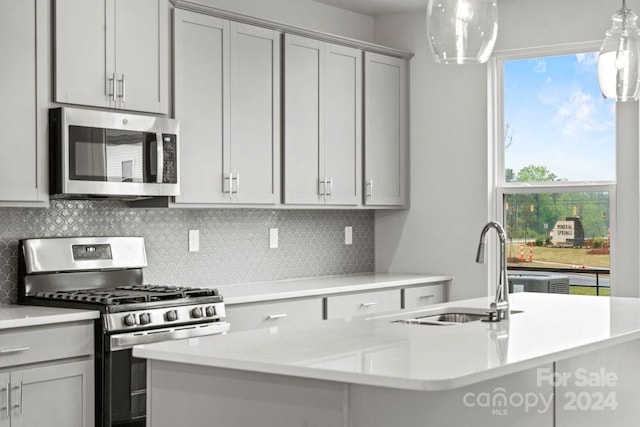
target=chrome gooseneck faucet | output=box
[476,221,510,321]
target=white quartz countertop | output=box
[0,304,99,330]
[216,273,451,305]
[134,293,640,391]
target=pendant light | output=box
[597,0,640,101]
[426,0,498,64]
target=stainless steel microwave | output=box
[49,107,179,199]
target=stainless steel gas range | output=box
[17,236,230,427]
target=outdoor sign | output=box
[552,220,574,246]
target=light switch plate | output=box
[269,228,278,249]
[188,229,199,252]
[345,226,352,245]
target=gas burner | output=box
[35,285,220,306]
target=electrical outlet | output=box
[269,228,278,249]
[345,226,353,245]
[188,230,199,252]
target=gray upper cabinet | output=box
[173,10,280,205]
[284,34,362,206]
[54,0,168,114]
[364,52,408,207]
[0,0,48,205]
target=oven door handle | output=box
[110,322,230,351]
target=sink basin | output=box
[385,307,523,326]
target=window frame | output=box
[489,42,616,285]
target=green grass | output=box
[570,286,610,296]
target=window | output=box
[494,47,615,296]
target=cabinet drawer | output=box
[226,298,323,332]
[325,289,400,319]
[0,321,94,369]
[402,284,446,309]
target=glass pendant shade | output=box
[597,3,640,101]
[426,0,498,64]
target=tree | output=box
[516,165,558,183]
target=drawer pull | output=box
[267,314,288,320]
[419,294,436,300]
[0,347,29,355]
[360,302,378,307]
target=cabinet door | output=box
[0,0,48,203]
[113,0,167,113]
[173,11,229,204]
[54,0,109,108]
[364,52,408,206]
[11,360,94,427]
[229,23,280,204]
[324,43,362,205]
[283,34,324,205]
[0,373,8,427]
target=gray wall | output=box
[0,201,374,303]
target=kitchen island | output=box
[134,293,640,426]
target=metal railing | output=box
[507,265,610,296]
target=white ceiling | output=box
[311,0,427,16]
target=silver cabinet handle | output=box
[119,74,126,101]
[419,294,436,300]
[234,173,240,198]
[326,177,332,196]
[360,302,378,307]
[318,177,325,196]
[108,73,116,102]
[0,347,30,354]
[224,173,234,196]
[11,382,21,415]
[367,179,373,198]
[266,314,287,320]
[2,383,8,417]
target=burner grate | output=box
[35,285,220,306]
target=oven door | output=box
[108,348,147,427]
[105,322,230,427]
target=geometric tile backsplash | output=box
[0,200,374,304]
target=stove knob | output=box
[191,307,203,319]
[123,314,136,327]
[165,310,178,322]
[139,313,151,325]
[205,306,216,317]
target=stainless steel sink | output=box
[387,307,523,326]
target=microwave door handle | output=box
[156,133,164,183]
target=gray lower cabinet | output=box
[283,34,362,206]
[364,52,408,207]
[0,321,94,427]
[0,361,93,427]
[325,289,400,320]
[227,283,449,331]
[226,298,323,332]
[0,0,48,205]
[402,283,446,309]
[173,10,280,205]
